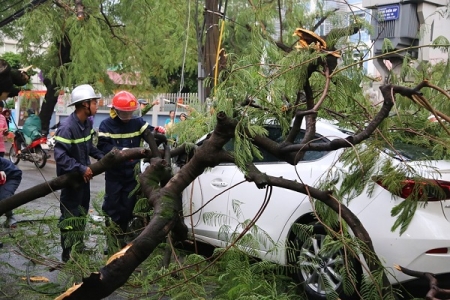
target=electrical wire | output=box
[178,0,191,94]
[0,0,19,8]
[0,0,24,14]
[213,20,225,92]
[174,0,191,119]
[0,0,48,28]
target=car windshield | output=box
[223,126,331,163]
[383,141,444,161]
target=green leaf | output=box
[432,35,450,52]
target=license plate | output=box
[41,144,49,150]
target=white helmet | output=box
[68,84,99,106]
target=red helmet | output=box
[112,91,138,120]
[112,91,138,111]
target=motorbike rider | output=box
[54,84,104,262]
[14,108,42,157]
[97,91,155,252]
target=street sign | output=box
[378,5,400,21]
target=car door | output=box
[226,127,333,250]
[183,140,238,242]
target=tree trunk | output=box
[55,112,236,299]
[0,148,152,215]
[39,34,71,135]
[203,0,220,98]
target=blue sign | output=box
[378,5,400,21]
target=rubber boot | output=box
[60,234,71,262]
[4,211,17,228]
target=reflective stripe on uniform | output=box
[55,129,95,144]
[98,123,149,139]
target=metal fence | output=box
[152,93,198,112]
[98,93,199,113]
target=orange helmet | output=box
[112,91,138,111]
[111,91,139,121]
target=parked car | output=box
[142,120,450,299]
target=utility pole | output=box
[201,0,220,102]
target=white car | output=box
[158,120,450,299]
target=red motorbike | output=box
[8,130,49,168]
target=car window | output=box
[383,141,445,161]
[223,126,330,163]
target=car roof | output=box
[310,119,350,140]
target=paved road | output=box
[8,145,106,222]
[0,146,126,299]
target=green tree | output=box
[0,52,22,69]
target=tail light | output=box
[376,178,450,201]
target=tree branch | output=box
[55,112,237,299]
[395,265,450,300]
[0,148,152,215]
[98,2,127,45]
[245,168,388,299]
[74,0,84,20]
[312,8,339,32]
[279,84,422,154]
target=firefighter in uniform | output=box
[97,91,154,252]
[54,84,104,262]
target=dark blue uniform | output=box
[97,116,152,231]
[54,112,103,253]
[0,157,22,219]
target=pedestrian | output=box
[97,91,154,252]
[164,110,179,141]
[0,102,8,157]
[0,157,22,247]
[138,99,159,116]
[138,99,148,111]
[2,108,11,128]
[54,84,104,262]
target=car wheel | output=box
[290,223,362,300]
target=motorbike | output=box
[8,130,49,168]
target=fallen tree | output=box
[0,80,442,299]
[2,2,450,299]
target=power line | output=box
[0,0,25,14]
[0,0,48,28]
[0,0,18,8]
[178,0,191,94]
